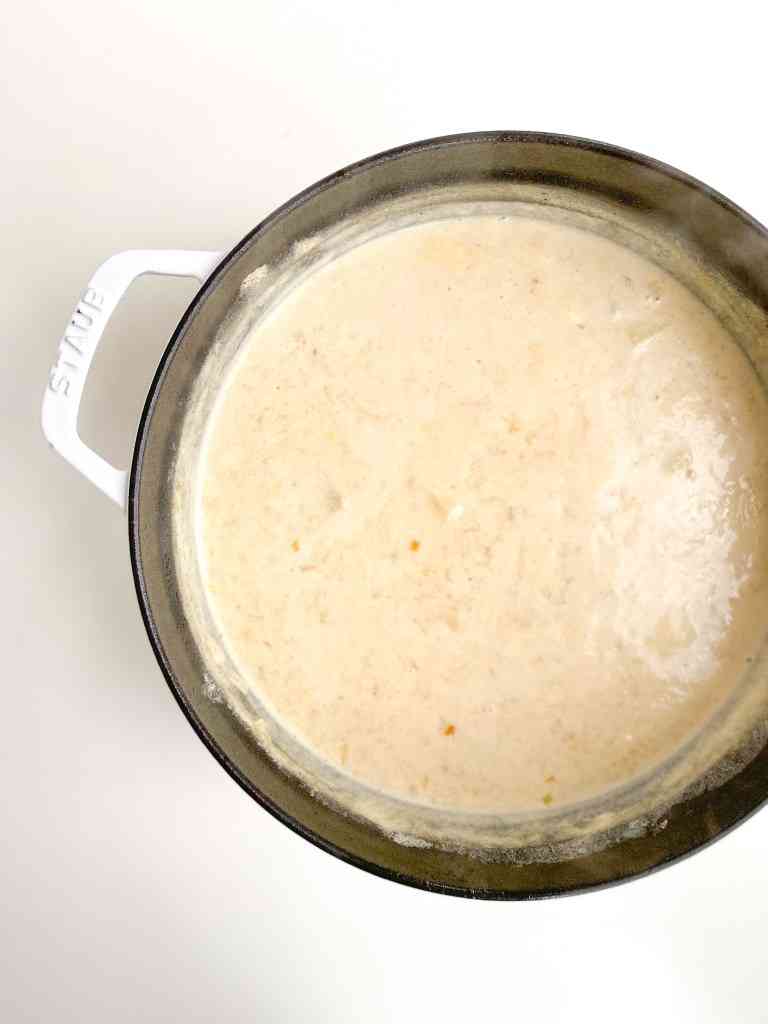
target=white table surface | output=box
[4,2,767,1020]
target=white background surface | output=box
[4,2,768,1020]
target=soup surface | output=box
[199,214,768,812]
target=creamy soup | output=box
[199,214,768,813]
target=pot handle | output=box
[42,249,224,509]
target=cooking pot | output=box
[42,132,768,898]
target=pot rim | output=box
[128,130,768,899]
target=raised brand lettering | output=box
[48,367,71,396]
[47,285,106,404]
[71,308,94,330]
[62,336,84,356]
[81,287,104,310]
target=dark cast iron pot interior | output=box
[129,132,768,899]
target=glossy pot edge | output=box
[128,131,768,898]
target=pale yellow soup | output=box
[199,214,768,813]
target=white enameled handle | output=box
[42,249,224,509]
